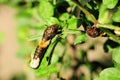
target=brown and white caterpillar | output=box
[30,24,60,69]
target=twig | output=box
[98,24,120,31]
[101,28,120,44]
[72,0,97,24]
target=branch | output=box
[98,24,120,31]
[101,28,120,44]
[72,0,97,24]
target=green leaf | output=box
[35,58,58,78]
[38,0,54,20]
[45,17,60,26]
[35,67,49,78]
[113,47,120,64]
[98,68,120,80]
[112,46,120,69]
[112,8,120,22]
[48,64,58,73]
[98,4,112,24]
[0,32,5,43]
[35,64,58,78]
[35,54,50,78]
[102,0,118,9]
[67,16,78,29]
[59,13,70,21]
[74,34,87,45]
[51,53,59,64]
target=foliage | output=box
[0,31,5,43]
[1,0,120,80]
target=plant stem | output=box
[98,24,120,31]
[101,29,120,44]
[72,0,97,24]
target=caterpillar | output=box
[30,24,60,69]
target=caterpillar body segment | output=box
[30,24,60,69]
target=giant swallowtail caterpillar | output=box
[30,24,60,69]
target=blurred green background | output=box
[0,4,36,80]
